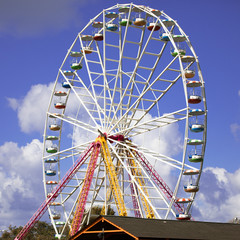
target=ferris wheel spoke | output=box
[108,142,162,218]
[59,70,104,129]
[101,16,141,129]
[134,145,198,170]
[109,139,185,171]
[108,55,181,133]
[47,112,98,135]
[123,38,168,118]
[106,19,155,130]
[73,42,106,128]
[105,14,168,132]
[43,139,94,162]
[106,21,174,131]
[125,108,188,137]
[110,141,181,217]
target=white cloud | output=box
[193,167,240,222]
[0,0,90,37]
[230,123,240,140]
[0,139,44,229]
[8,83,54,134]
[7,98,19,111]
[5,81,240,229]
[132,112,183,157]
[131,112,183,187]
[8,82,95,135]
[2,119,240,228]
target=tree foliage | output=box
[0,221,68,240]
[0,206,115,240]
[91,205,115,216]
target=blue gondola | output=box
[106,23,118,31]
[189,123,204,132]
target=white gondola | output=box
[188,95,202,104]
[106,23,118,31]
[71,62,82,70]
[48,113,62,118]
[49,124,61,131]
[189,123,204,133]
[46,146,58,153]
[62,81,73,88]
[183,169,200,175]
[181,55,195,63]
[187,139,204,145]
[176,213,191,220]
[93,33,103,41]
[188,153,203,162]
[160,32,171,41]
[133,17,146,26]
[54,102,66,109]
[187,80,202,88]
[171,48,186,57]
[173,34,186,42]
[46,136,58,141]
[46,181,58,185]
[184,184,199,193]
[52,213,61,220]
[56,221,65,226]
[189,109,205,116]
[54,91,67,97]
[63,70,74,76]
[81,35,93,42]
[81,46,93,54]
[45,158,57,163]
[70,51,83,58]
[105,11,118,18]
[184,70,195,78]
[147,22,161,31]
[50,202,61,206]
[45,170,56,176]
[175,198,192,203]
[162,19,175,27]
[150,9,161,16]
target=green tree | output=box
[0,221,69,240]
[91,205,115,215]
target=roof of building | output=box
[71,215,240,240]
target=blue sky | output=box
[1,0,240,231]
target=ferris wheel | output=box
[41,3,207,239]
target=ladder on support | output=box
[70,140,101,236]
[14,143,95,240]
[133,150,184,214]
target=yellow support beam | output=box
[100,159,122,215]
[99,136,127,216]
[128,151,155,218]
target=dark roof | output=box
[72,215,240,240]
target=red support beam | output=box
[70,141,101,236]
[15,143,95,240]
[134,151,184,214]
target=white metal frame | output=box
[42,3,207,239]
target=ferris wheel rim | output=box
[42,3,207,238]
